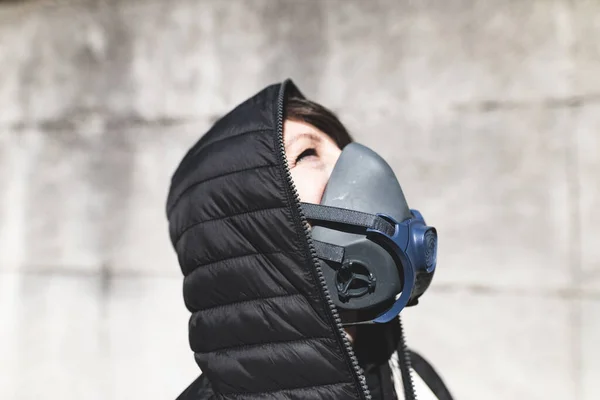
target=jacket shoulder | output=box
[176,374,213,400]
[177,354,453,400]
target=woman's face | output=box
[283,120,356,342]
[284,119,342,204]
[284,119,358,342]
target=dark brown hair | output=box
[286,97,353,149]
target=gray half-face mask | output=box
[301,143,437,325]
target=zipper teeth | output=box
[398,317,417,400]
[276,84,371,400]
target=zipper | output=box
[398,316,417,400]
[275,81,371,400]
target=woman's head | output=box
[284,97,353,204]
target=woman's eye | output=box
[296,148,317,163]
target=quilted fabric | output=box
[166,80,365,400]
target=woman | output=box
[166,79,452,400]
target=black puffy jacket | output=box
[166,80,452,400]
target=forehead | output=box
[283,120,336,147]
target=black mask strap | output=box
[312,240,345,264]
[301,203,396,237]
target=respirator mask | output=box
[301,143,438,325]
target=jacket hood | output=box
[166,80,368,399]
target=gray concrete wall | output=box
[0,0,598,399]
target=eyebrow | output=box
[285,132,323,148]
